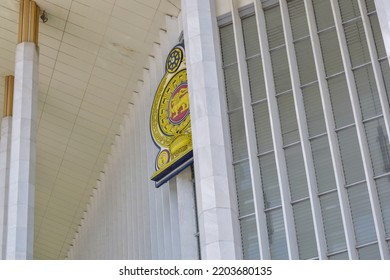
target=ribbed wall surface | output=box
[66,16,182,260]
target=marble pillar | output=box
[0,118,12,259]
[6,0,40,260]
[181,0,242,259]
[0,76,14,259]
[375,0,390,60]
[6,42,38,260]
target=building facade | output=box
[2,0,390,260]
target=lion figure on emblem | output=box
[170,89,189,119]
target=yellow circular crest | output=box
[150,44,192,181]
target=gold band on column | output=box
[3,76,14,117]
[18,0,40,46]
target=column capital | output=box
[18,0,40,46]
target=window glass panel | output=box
[339,0,361,22]
[285,144,309,201]
[293,200,318,259]
[220,24,237,66]
[271,47,292,93]
[265,5,285,49]
[369,14,386,59]
[358,243,381,260]
[312,0,334,31]
[224,65,242,111]
[302,83,326,137]
[328,74,354,128]
[347,183,377,245]
[319,29,344,76]
[376,176,390,237]
[267,208,289,259]
[379,59,390,104]
[329,252,349,259]
[320,192,347,253]
[287,0,309,40]
[247,56,266,102]
[278,93,299,145]
[242,15,261,58]
[260,153,281,209]
[311,136,336,193]
[365,118,390,176]
[354,65,382,120]
[337,126,366,185]
[253,102,273,153]
[229,110,248,162]
[344,20,371,68]
[234,160,254,217]
[295,39,317,85]
[240,215,260,259]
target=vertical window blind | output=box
[302,84,326,137]
[339,0,360,21]
[320,192,346,253]
[319,30,344,76]
[220,22,259,260]
[376,176,390,237]
[328,74,355,128]
[347,183,377,245]
[311,136,336,193]
[312,0,334,31]
[219,0,390,259]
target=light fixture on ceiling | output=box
[40,10,48,23]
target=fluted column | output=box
[6,0,39,260]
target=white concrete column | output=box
[6,42,39,259]
[0,117,12,259]
[375,0,390,60]
[0,75,14,260]
[176,167,199,260]
[6,0,40,260]
[182,0,242,259]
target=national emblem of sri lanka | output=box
[150,44,193,187]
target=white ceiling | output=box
[0,0,180,259]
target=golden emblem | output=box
[150,44,193,186]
